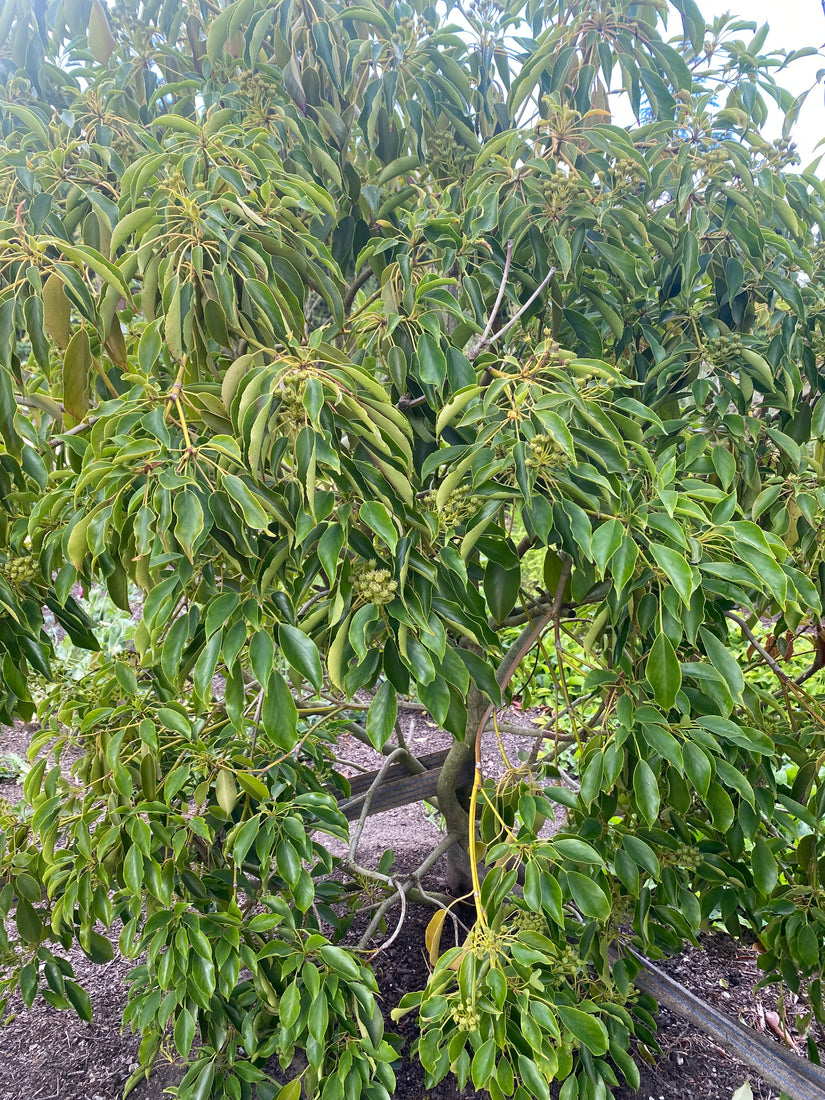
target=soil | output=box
[0,713,821,1100]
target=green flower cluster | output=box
[1,555,40,589]
[509,908,546,934]
[352,561,397,606]
[704,332,745,364]
[526,433,567,472]
[662,842,702,871]
[449,1000,481,1032]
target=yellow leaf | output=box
[425,908,447,966]
[42,275,71,349]
[63,328,91,422]
[215,769,238,815]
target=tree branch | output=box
[343,266,374,314]
[487,267,556,347]
[355,832,458,949]
[467,239,513,361]
[725,611,789,682]
[348,746,408,861]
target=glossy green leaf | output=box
[557,1005,609,1055]
[279,624,323,693]
[646,631,681,710]
[366,680,397,750]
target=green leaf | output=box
[318,524,345,582]
[88,0,117,62]
[484,559,520,622]
[173,491,204,562]
[359,501,398,552]
[698,627,744,703]
[705,781,735,832]
[649,543,695,605]
[318,944,363,981]
[63,328,92,422]
[683,741,712,796]
[124,844,143,894]
[279,983,301,1029]
[752,837,778,896]
[455,649,502,705]
[276,839,301,888]
[517,1055,550,1100]
[472,1039,497,1090]
[552,838,603,865]
[261,670,298,749]
[417,332,447,386]
[366,680,397,749]
[15,898,43,944]
[236,771,270,802]
[566,870,611,920]
[232,816,260,866]
[65,980,92,1022]
[249,630,274,688]
[174,1007,196,1057]
[275,1080,302,1100]
[633,759,661,825]
[42,274,72,349]
[222,475,271,529]
[557,1005,609,1056]
[646,631,681,710]
[279,624,323,693]
[592,518,622,577]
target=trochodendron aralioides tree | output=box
[2,0,825,1097]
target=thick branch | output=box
[354,832,459,948]
[348,746,408,861]
[343,266,374,314]
[344,721,428,774]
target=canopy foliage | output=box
[1,0,825,1097]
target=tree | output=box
[1,0,825,1096]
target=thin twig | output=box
[794,626,825,686]
[726,611,789,681]
[343,266,374,314]
[248,688,265,756]
[48,417,99,446]
[367,878,407,957]
[529,555,573,767]
[484,722,575,741]
[356,832,458,949]
[348,746,407,861]
[488,267,556,347]
[468,238,514,360]
[495,598,554,628]
[416,884,469,945]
